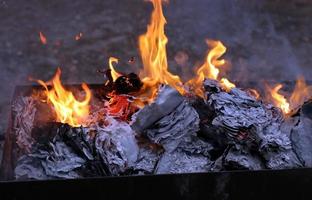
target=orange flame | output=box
[108,57,121,82]
[289,76,312,110]
[39,31,47,45]
[248,89,260,99]
[38,68,91,127]
[267,84,290,114]
[220,78,236,92]
[138,0,184,101]
[267,77,312,114]
[187,40,235,97]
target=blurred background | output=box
[0,0,311,141]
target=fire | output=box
[109,57,121,82]
[289,76,312,110]
[248,89,260,99]
[220,78,236,92]
[187,40,235,97]
[39,31,47,45]
[267,77,312,114]
[267,84,290,114]
[138,0,184,101]
[37,68,92,127]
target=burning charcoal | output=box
[291,100,312,167]
[95,118,139,175]
[222,144,264,170]
[115,73,143,94]
[12,96,37,152]
[155,136,212,174]
[131,85,184,133]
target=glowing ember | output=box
[109,57,121,82]
[187,40,235,97]
[39,31,47,45]
[75,32,83,41]
[138,0,184,101]
[107,94,133,120]
[37,68,91,127]
[267,84,290,114]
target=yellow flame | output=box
[109,57,121,82]
[268,77,312,114]
[268,84,290,114]
[138,0,184,101]
[38,68,92,127]
[187,40,235,97]
[289,76,312,110]
[220,78,236,92]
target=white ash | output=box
[132,85,200,152]
[94,117,139,175]
[145,100,200,152]
[290,100,312,167]
[131,85,184,133]
[155,136,212,174]
[15,140,85,180]
[202,79,302,169]
[133,146,161,174]
[222,144,264,170]
[12,96,37,153]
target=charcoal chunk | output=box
[115,73,143,94]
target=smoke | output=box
[166,0,310,85]
[0,0,311,134]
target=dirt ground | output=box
[0,0,311,138]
